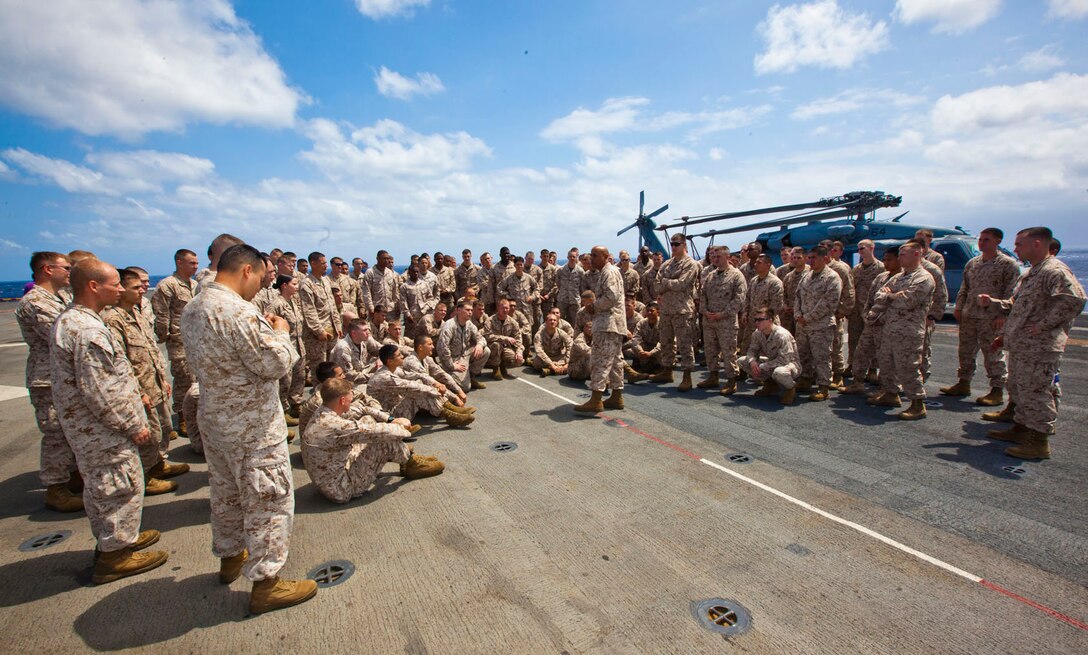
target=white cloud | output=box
[754,1,889,74]
[708,148,725,160]
[931,73,1088,134]
[299,118,491,179]
[0,238,28,251]
[894,0,1002,34]
[374,66,446,100]
[791,88,925,120]
[1047,0,1088,18]
[354,0,430,19]
[541,97,772,144]
[1018,45,1065,72]
[2,148,216,195]
[0,0,303,139]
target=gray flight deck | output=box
[0,306,1085,654]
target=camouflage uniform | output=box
[876,268,935,400]
[402,352,463,401]
[526,262,545,329]
[362,266,402,321]
[738,324,801,389]
[491,261,515,298]
[848,259,885,370]
[15,285,77,485]
[656,253,702,371]
[299,274,341,375]
[498,272,539,322]
[436,318,491,388]
[152,273,195,418]
[330,274,361,319]
[367,367,445,420]
[923,249,946,271]
[589,263,627,392]
[436,266,456,308]
[620,266,640,298]
[181,281,299,581]
[640,264,659,304]
[486,314,524,368]
[301,406,410,504]
[414,313,444,341]
[331,336,380,385]
[630,318,662,373]
[299,385,390,439]
[383,335,416,358]
[780,266,808,335]
[267,294,307,410]
[401,277,438,331]
[700,267,747,379]
[795,268,842,386]
[476,266,496,312]
[104,306,171,467]
[51,305,148,552]
[539,261,559,318]
[533,325,573,371]
[182,383,203,454]
[919,258,949,382]
[850,270,894,378]
[455,261,480,301]
[954,252,1020,388]
[568,333,592,381]
[741,273,784,356]
[999,257,1086,434]
[252,287,277,315]
[827,259,855,376]
[556,263,584,325]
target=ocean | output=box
[2,256,1087,306]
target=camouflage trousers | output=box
[589,332,625,392]
[81,447,145,552]
[140,401,171,468]
[559,301,580,327]
[832,316,846,375]
[205,439,293,581]
[280,352,307,410]
[182,385,203,455]
[318,441,411,504]
[659,312,696,370]
[568,347,591,380]
[797,324,835,386]
[487,343,521,368]
[702,318,738,378]
[957,317,1006,388]
[780,313,796,337]
[167,354,193,418]
[447,346,491,389]
[921,320,936,383]
[28,387,77,486]
[388,389,444,420]
[1008,351,1061,435]
[738,355,799,389]
[878,328,926,400]
[847,311,866,371]
[532,354,568,371]
[303,334,335,380]
[850,323,883,378]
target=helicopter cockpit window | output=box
[934,242,972,270]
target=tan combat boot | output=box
[220,549,248,584]
[650,369,674,384]
[168,430,179,441]
[249,576,318,615]
[988,423,1029,443]
[865,369,880,384]
[407,424,422,435]
[286,429,296,443]
[45,484,84,513]
[400,454,445,479]
[500,363,515,379]
[829,372,844,391]
[95,530,160,561]
[147,460,190,480]
[982,402,1015,423]
[287,403,300,419]
[719,379,737,396]
[753,379,778,397]
[285,413,299,426]
[491,367,504,381]
[808,385,830,402]
[939,379,971,396]
[92,547,169,584]
[780,387,797,405]
[625,365,648,383]
[677,370,693,392]
[442,401,475,415]
[899,399,927,420]
[573,390,604,413]
[470,376,487,390]
[840,380,867,395]
[441,408,475,427]
[177,416,188,438]
[1004,430,1051,460]
[975,388,1004,407]
[867,392,902,407]
[539,367,551,377]
[144,477,178,496]
[696,372,720,389]
[66,469,84,494]
[603,389,624,410]
[795,376,813,391]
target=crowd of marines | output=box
[14,224,1084,616]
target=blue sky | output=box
[1,0,1086,280]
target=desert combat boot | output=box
[1003,429,1051,460]
[249,576,318,615]
[92,547,169,584]
[939,379,971,397]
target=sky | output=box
[0,0,1086,279]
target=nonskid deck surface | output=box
[0,308,1085,654]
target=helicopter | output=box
[619,190,984,308]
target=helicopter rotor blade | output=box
[890,210,910,222]
[639,190,645,217]
[645,204,669,220]
[617,222,639,237]
[689,206,865,238]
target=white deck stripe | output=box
[0,342,27,348]
[521,378,984,584]
[0,385,29,402]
